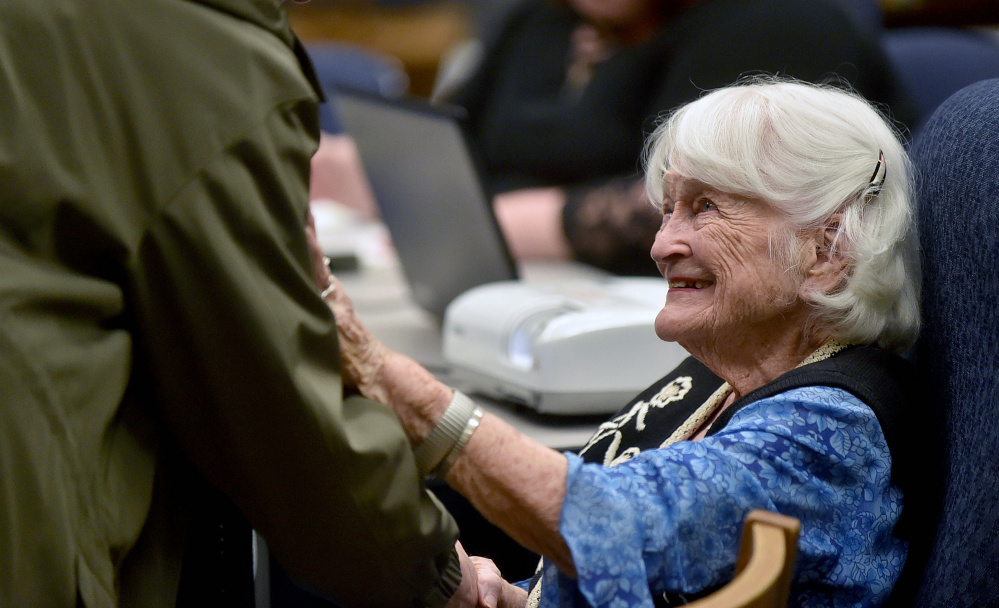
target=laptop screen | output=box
[333,89,518,318]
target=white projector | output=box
[441,278,689,415]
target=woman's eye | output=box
[695,198,716,213]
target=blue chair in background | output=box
[304,43,409,134]
[834,0,999,131]
[883,28,999,131]
[898,78,999,607]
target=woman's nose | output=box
[650,214,691,262]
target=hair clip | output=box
[867,150,886,198]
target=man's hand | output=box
[444,543,479,608]
[470,556,528,608]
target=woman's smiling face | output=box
[650,170,807,350]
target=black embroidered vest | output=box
[579,346,918,496]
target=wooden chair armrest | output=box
[684,510,801,608]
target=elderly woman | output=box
[312,78,922,608]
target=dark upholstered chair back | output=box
[904,78,999,607]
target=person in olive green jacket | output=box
[0,1,477,607]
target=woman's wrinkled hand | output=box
[304,208,388,393]
[304,207,454,444]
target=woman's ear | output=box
[801,215,849,299]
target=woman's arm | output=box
[444,410,573,575]
[337,329,576,575]
[307,216,576,574]
[492,187,572,261]
[309,133,379,219]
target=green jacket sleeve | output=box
[128,62,460,608]
[0,0,460,606]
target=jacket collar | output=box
[186,0,325,99]
[188,0,296,47]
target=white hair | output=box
[644,77,920,353]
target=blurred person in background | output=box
[436,0,917,275]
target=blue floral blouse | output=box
[537,386,906,608]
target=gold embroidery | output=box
[660,339,851,447]
[578,376,693,465]
[525,560,544,608]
